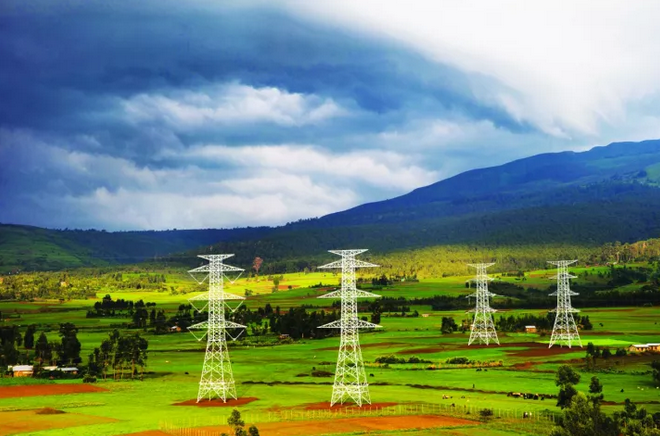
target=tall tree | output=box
[58,323,81,365]
[550,392,618,436]
[652,360,660,386]
[126,333,148,379]
[34,332,52,366]
[589,376,604,405]
[24,325,36,351]
[556,365,581,409]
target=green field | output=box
[1,267,660,436]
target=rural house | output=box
[525,326,537,333]
[10,365,34,377]
[628,343,660,353]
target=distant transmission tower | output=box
[188,254,245,402]
[318,249,382,406]
[467,263,500,346]
[548,260,582,348]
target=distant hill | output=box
[0,225,270,272]
[3,139,660,272]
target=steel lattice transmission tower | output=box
[318,249,382,406]
[187,254,245,402]
[548,260,582,348]
[467,263,500,346]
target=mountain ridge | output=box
[2,138,660,272]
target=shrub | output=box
[479,408,494,420]
[446,357,472,365]
[83,373,97,383]
[311,370,333,377]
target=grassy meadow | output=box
[1,267,659,436]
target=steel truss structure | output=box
[548,260,582,348]
[318,249,381,406]
[187,254,245,402]
[467,263,500,346]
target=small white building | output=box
[629,343,660,353]
[10,365,33,377]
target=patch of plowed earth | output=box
[506,344,582,358]
[0,384,107,399]
[302,402,398,410]
[173,397,259,407]
[196,415,479,436]
[0,410,115,436]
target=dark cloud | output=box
[0,1,525,136]
[0,0,546,229]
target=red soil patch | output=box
[0,384,107,399]
[511,361,536,370]
[506,343,584,358]
[0,410,116,436]
[173,397,259,407]
[399,341,587,357]
[194,415,478,436]
[303,402,398,411]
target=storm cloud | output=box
[1,1,658,229]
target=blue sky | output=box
[1,1,660,230]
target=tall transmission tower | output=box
[187,254,245,402]
[467,263,500,346]
[548,260,582,348]
[318,249,382,406]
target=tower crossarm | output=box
[189,292,245,301]
[466,291,498,298]
[549,290,579,297]
[318,319,382,329]
[189,320,247,331]
[188,264,244,274]
[319,259,380,269]
[328,249,369,256]
[318,289,382,299]
[547,260,578,267]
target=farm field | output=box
[1,266,660,436]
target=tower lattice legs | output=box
[197,334,236,402]
[331,328,370,406]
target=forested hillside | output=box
[0,224,270,272]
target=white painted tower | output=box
[318,249,381,406]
